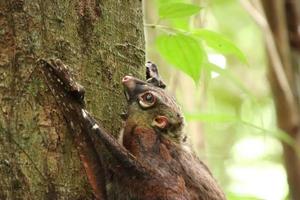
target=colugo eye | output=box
[144,93,154,102]
[139,92,156,108]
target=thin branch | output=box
[240,0,296,108]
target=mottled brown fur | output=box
[40,59,226,200]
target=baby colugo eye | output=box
[139,92,156,108]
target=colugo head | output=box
[122,63,184,142]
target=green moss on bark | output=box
[0,0,145,198]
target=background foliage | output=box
[145,0,289,199]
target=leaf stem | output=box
[144,23,186,34]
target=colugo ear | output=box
[152,116,169,129]
[145,61,166,89]
[146,77,166,89]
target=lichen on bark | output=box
[0,0,145,199]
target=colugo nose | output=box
[122,75,136,91]
[122,75,133,83]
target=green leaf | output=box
[156,34,204,82]
[186,112,297,149]
[159,3,201,19]
[185,112,299,152]
[193,29,247,63]
[206,61,252,95]
[185,113,238,123]
[240,120,296,148]
[227,192,261,200]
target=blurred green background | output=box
[144,0,289,199]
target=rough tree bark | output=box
[0,0,145,199]
[261,0,300,199]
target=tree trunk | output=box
[261,0,300,199]
[0,0,145,199]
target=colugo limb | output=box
[40,59,226,200]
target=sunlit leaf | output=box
[193,29,247,63]
[240,120,296,148]
[159,3,201,19]
[170,17,190,31]
[273,130,296,147]
[206,61,252,95]
[226,192,261,200]
[185,113,238,122]
[186,112,297,148]
[158,0,184,6]
[156,33,204,82]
